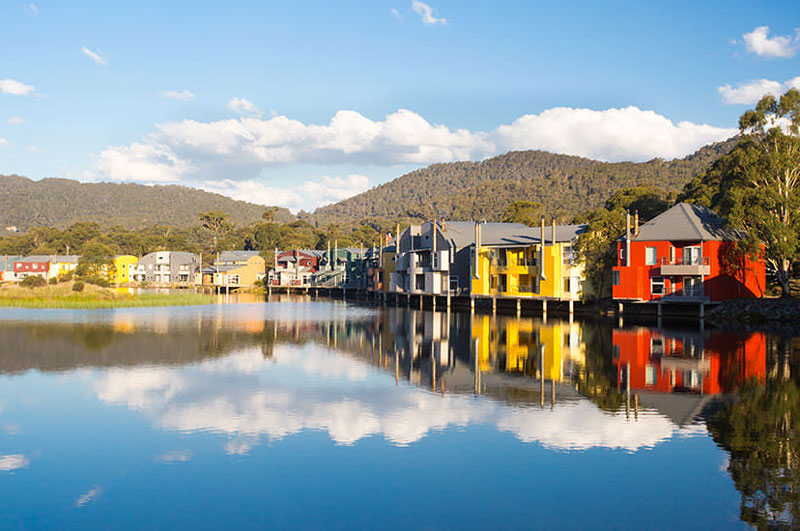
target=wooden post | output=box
[568,299,574,315]
[470,296,475,314]
[542,299,547,322]
[516,298,521,317]
[492,297,497,315]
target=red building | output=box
[613,328,766,395]
[612,203,765,302]
[13,260,49,279]
[270,249,325,286]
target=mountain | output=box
[0,175,294,230]
[310,138,739,225]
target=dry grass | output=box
[0,282,216,309]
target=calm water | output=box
[0,298,798,529]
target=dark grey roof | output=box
[631,203,739,242]
[22,255,80,263]
[637,391,715,427]
[213,264,248,272]
[219,250,260,262]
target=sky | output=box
[1,1,799,212]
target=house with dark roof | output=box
[133,251,199,284]
[211,251,266,288]
[471,221,589,300]
[612,203,765,303]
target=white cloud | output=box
[390,7,402,18]
[159,89,195,101]
[742,26,799,58]
[0,79,35,96]
[494,106,735,162]
[81,46,107,66]
[201,174,371,212]
[0,454,29,471]
[25,3,39,15]
[718,76,800,105]
[96,142,193,182]
[0,138,7,146]
[93,106,734,209]
[76,486,101,507]
[6,117,24,125]
[411,0,446,25]
[227,97,262,117]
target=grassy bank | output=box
[0,283,217,309]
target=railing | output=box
[661,256,709,266]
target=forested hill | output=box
[0,175,293,230]
[310,138,739,225]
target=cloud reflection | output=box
[93,343,698,453]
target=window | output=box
[228,274,240,285]
[645,366,657,386]
[564,278,571,293]
[449,276,459,292]
[612,270,620,286]
[645,247,657,266]
[415,274,424,290]
[651,276,665,296]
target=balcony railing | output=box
[659,256,710,276]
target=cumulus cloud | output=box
[494,106,735,162]
[412,0,447,25]
[390,7,402,18]
[156,450,192,463]
[81,47,107,66]
[0,454,28,471]
[92,106,734,210]
[0,79,35,96]
[96,142,193,182]
[742,26,799,58]
[6,117,24,125]
[718,77,800,105]
[227,97,262,117]
[159,89,195,101]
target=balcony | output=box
[660,256,710,276]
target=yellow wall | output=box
[111,255,138,284]
[471,243,586,300]
[215,255,266,287]
[381,250,396,292]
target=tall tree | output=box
[501,201,543,226]
[198,211,233,251]
[681,89,800,296]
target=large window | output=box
[651,276,665,296]
[612,270,620,286]
[449,276,459,292]
[646,366,657,386]
[645,247,657,266]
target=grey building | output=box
[133,251,200,284]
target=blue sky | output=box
[1,0,798,211]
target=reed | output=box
[0,283,217,309]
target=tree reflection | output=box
[708,337,800,528]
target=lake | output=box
[0,298,797,529]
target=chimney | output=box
[540,217,546,280]
[552,218,556,246]
[626,211,631,267]
[334,239,338,270]
[432,219,437,255]
[473,221,481,279]
[634,211,640,236]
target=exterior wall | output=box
[612,328,766,394]
[49,261,78,279]
[111,255,138,284]
[14,261,49,279]
[214,256,266,287]
[471,241,584,300]
[134,252,200,284]
[612,240,766,302]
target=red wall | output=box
[612,240,765,302]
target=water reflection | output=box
[0,302,796,527]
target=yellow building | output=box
[110,255,138,284]
[471,223,589,300]
[212,251,266,288]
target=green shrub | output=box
[20,276,47,288]
[72,281,85,292]
[49,276,59,285]
[82,275,110,288]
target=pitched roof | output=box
[631,203,739,242]
[218,250,260,262]
[22,255,80,263]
